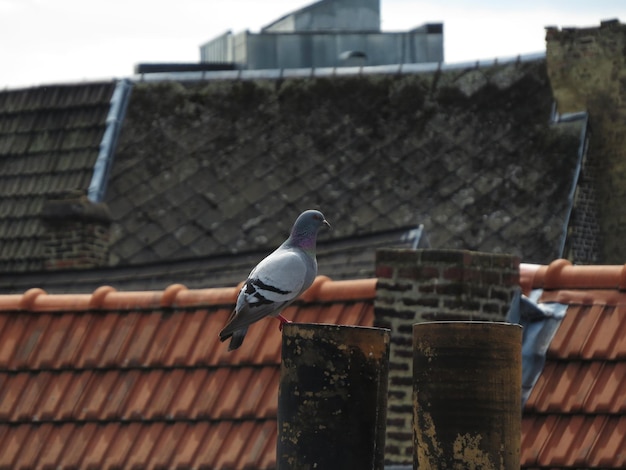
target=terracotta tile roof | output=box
[1,260,624,468]
[0,82,116,271]
[520,260,626,469]
[0,277,375,469]
[107,59,582,273]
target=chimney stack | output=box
[41,190,112,270]
[374,248,520,465]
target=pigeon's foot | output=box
[277,314,291,331]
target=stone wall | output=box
[373,248,520,465]
[546,19,626,263]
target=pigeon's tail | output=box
[228,328,247,351]
[219,326,248,351]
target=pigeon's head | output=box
[288,210,331,248]
[295,210,331,231]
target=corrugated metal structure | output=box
[263,0,380,32]
[201,26,444,69]
[200,0,443,68]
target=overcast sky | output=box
[1,0,624,89]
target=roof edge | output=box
[0,277,376,313]
[300,276,377,302]
[521,259,626,291]
[133,51,545,83]
[88,78,133,203]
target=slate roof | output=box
[107,58,582,269]
[0,225,426,293]
[0,261,624,468]
[0,82,116,271]
[0,58,584,293]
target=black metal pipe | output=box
[277,323,391,470]
[413,321,522,469]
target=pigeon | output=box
[219,210,331,350]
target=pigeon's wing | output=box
[219,248,310,339]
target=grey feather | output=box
[219,210,330,350]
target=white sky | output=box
[1,0,624,89]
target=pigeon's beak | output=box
[323,219,332,230]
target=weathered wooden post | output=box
[413,321,522,470]
[277,323,390,470]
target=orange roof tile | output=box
[0,421,281,468]
[2,261,626,468]
[521,260,626,294]
[520,260,626,469]
[0,276,375,469]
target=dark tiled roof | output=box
[0,225,424,293]
[0,277,375,468]
[0,60,583,291]
[108,59,582,268]
[0,82,116,271]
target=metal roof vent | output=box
[339,50,367,66]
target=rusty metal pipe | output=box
[277,323,390,470]
[413,321,522,470]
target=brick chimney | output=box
[374,248,520,465]
[546,20,626,263]
[41,190,112,270]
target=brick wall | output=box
[43,221,110,270]
[41,192,111,270]
[546,19,626,263]
[566,143,602,264]
[373,248,520,465]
